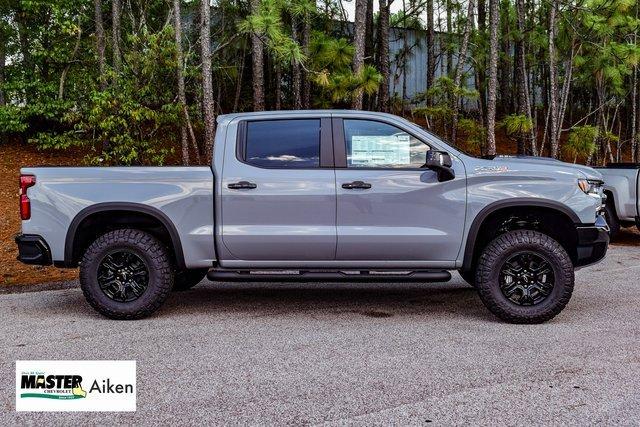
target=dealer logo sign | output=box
[16,361,136,411]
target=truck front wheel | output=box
[475,230,574,324]
[79,229,174,320]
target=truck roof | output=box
[216,110,401,125]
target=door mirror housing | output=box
[424,150,455,182]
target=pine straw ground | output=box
[0,140,638,287]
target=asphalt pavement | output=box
[1,243,639,425]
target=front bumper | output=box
[15,234,52,266]
[575,214,609,268]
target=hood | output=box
[490,156,603,181]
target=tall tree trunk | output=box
[426,0,435,102]
[291,18,302,109]
[377,0,391,112]
[446,0,452,75]
[498,0,511,115]
[477,0,487,120]
[201,0,216,159]
[451,0,475,145]
[365,0,374,63]
[174,0,190,165]
[632,1,639,162]
[15,7,33,97]
[275,65,282,110]
[250,0,265,111]
[351,0,367,109]
[301,15,311,108]
[112,0,122,73]
[486,0,500,155]
[0,41,5,106]
[58,21,82,100]
[514,0,533,155]
[548,0,560,158]
[94,0,107,90]
[234,49,246,112]
[400,0,408,108]
[633,64,638,163]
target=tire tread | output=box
[475,229,574,324]
[79,229,173,320]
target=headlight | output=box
[577,178,603,196]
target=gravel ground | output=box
[1,244,639,425]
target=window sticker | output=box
[350,134,411,166]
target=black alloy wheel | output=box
[97,250,150,302]
[498,251,554,306]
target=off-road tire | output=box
[475,230,574,324]
[79,229,173,320]
[173,268,208,291]
[603,201,620,238]
[458,269,476,287]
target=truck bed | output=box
[20,167,216,268]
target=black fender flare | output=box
[461,198,581,272]
[64,202,186,269]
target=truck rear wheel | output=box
[475,230,574,324]
[173,268,208,291]
[79,229,173,320]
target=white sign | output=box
[16,360,136,412]
[351,134,411,166]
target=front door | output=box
[333,117,466,264]
[220,117,336,262]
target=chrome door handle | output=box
[342,181,372,189]
[228,181,257,190]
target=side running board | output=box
[206,269,451,283]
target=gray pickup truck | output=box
[15,111,609,323]
[595,163,639,237]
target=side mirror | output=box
[424,150,455,182]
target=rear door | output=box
[220,116,337,263]
[333,116,466,264]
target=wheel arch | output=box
[63,202,186,269]
[462,199,580,272]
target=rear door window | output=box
[244,119,321,168]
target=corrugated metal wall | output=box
[388,27,475,104]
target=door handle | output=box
[342,181,372,190]
[228,181,257,190]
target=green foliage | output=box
[307,32,381,106]
[457,118,486,152]
[239,0,306,66]
[413,77,479,137]
[2,0,640,164]
[563,126,599,161]
[31,27,181,165]
[500,114,533,136]
[414,76,479,109]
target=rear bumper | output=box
[575,215,609,268]
[15,234,52,266]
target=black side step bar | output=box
[206,269,451,283]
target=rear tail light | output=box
[19,175,36,220]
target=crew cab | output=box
[16,111,609,323]
[595,163,640,237]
